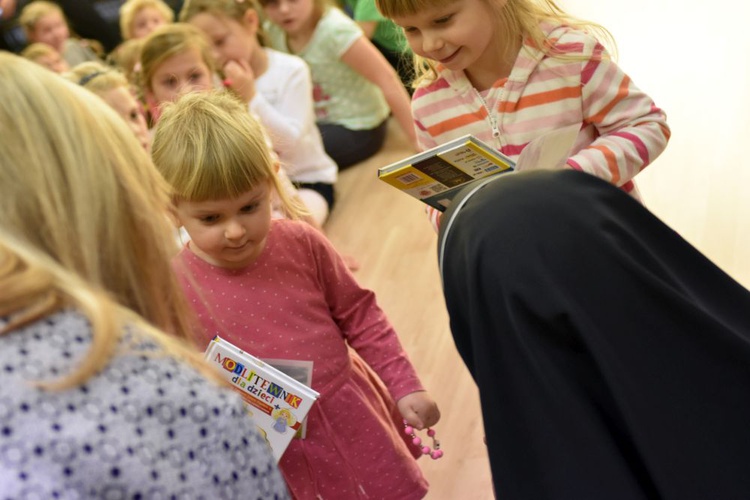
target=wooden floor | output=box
[325,122,495,499]
[323,1,750,498]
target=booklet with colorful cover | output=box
[204,336,320,462]
[378,125,581,212]
[378,134,515,212]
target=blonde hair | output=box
[0,52,207,387]
[18,1,65,38]
[375,0,614,87]
[179,0,268,46]
[107,38,146,88]
[120,0,175,40]
[139,22,216,93]
[152,90,302,218]
[20,41,58,61]
[63,60,130,94]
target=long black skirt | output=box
[438,170,750,499]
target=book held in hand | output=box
[377,134,515,212]
[378,125,581,211]
[204,336,320,462]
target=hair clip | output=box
[404,420,443,460]
[78,71,105,86]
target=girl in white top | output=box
[180,0,337,225]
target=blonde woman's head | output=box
[0,51,192,341]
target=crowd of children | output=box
[179,0,338,224]
[0,0,690,497]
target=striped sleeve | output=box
[566,42,671,185]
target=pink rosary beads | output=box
[404,421,443,460]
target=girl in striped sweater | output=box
[375,0,670,229]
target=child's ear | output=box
[273,160,281,174]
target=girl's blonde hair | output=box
[139,22,216,93]
[179,0,269,45]
[18,0,65,38]
[107,38,146,88]
[152,90,302,217]
[20,41,58,61]
[0,52,213,388]
[63,60,130,95]
[120,0,175,40]
[375,0,614,87]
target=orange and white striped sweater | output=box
[412,23,671,229]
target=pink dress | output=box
[174,219,428,499]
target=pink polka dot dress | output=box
[174,219,429,499]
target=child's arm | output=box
[568,42,670,185]
[305,226,428,403]
[340,36,418,150]
[249,58,311,147]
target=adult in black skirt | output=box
[438,169,750,499]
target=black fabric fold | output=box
[438,170,750,499]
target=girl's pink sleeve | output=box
[308,228,425,401]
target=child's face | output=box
[31,12,69,53]
[148,47,213,105]
[34,51,69,73]
[390,0,501,77]
[189,12,259,70]
[131,6,168,39]
[175,182,273,269]
[262,0,316,37]
[99,86,151,152]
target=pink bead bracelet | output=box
[404,420,443,460]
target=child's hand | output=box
[223,59,256,103]
[397,391,440,430]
